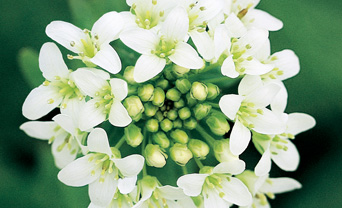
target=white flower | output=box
[58,128,144,207]
[120,6,204,83]
[22,42,84,120]
[253,113,316,176]
[72,68,132,131]
[237,170,301,208]
[46,12,123,74]
[219,75,286,155]
[177,161,252,207]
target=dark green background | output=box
[0,0,341,207]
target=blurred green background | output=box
[0,0,341,207]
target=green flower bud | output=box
[140,175,159,191]
[138,84,154,101]
[124,124,143,147]
[178,107,191,120]
[175,78,191,94]
[190,82,208,101]
[145,144,168,168]
[152,132,170,149]
[183,117,197,130]
[160,118,173,132]
[144,102,158,117]
[155,111,164,122]
[156,79,169,90]
[166,88,181,101]
[173,65,190,76]
[123,96,144,121]
[193,103,212,120]
[186,93,197,107]
[173,119,183,129]
[164,67,176,80]
[188,139,209,159]
[213,139,239,163]
[174,99,185,109]
[206,113,230,136]
[123,66,136,84]
[167,109,178,120]
[146,118,159,132]
[169,143,193,166]
[206,83,220,100]
[152,87,165,107]
[170,129,189,144]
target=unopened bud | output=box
[213,139,239,162]
[152,132,170,149]
[138,84,154,101]
[166,88,181,101]
[183,117,197,130]
[156,78,169,90]
[123,66,136,84]
[152,87,165,107]
[144,102,158,117]
[170,129,189,144]
[123,96,144,121]
[146,118,159,132]
[170,143,193,166]
[124,124,143,147]
[206,83,220,100]
[178,107,191,120]
[194,103,212,120]
[164,67,176,80]
[206,112,230,136]
[173,65,190,76]
[174,99,185,109]
[167,109,178,120]
[191,82,208,101]
[173,119,183,129]
[145,144,168,168]
[175,78,191,94]
[188,139,209,159]
[186,93,197,107]
[160,118,173,132]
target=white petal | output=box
[109,100,132,127]
[221,55,239,78]
[92,11,123,45]
[20,121,58,140]
[53,114,76,135]
[224,13,247,37]
[46,21,86,53]
[91,44,122,74]
[89,173,118,207]
[161,7,189,41]
[85,68,111,80]
[213,160,246,175]
[270,50,300,81]
[244,83,281,108]
[79,99,106,131]
[22,85,62,120]
[270,81,288,114]
[219,94,244,120]
[88,128,112,156]
[60,98,85,126]
[246,108,286,134]
[214,24,231,60]
[270,139,300,171]
[158,186,187,200]
[260,177,301,194]
[52,134,78,169]
[238,75,263,96]
[286,113,316,136]
[39,42,69,80]
[254,149,272,176]
[230,120,251,156]
[169,42,204,69]
[58,154,101,186]
[190,31,214,61]
[113,154,144,177]
[177,174,208,196]
[120,29,158,54]
[253,39,271,61]
[118,176,137,194]
[236,29,269,55]
[203,189,230,208]
[241,58,274,76]
[219,177,252,206]
[243,9,283,31]
[72,68,108,97]
[110,78,128,101]
[133,55,166,83]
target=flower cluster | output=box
[20,0,315,207]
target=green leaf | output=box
[18,47,43,89]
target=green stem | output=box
[194,157,204,169]
[207,102,220,109]
[182,165,188,175]
[142,128,148,176]
[196,124,216,147]
[202,77,231,84]
[115,135,126,149]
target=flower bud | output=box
[152,132,170,149]
[123,96,144,121]
[175,78,191,94]
[186,93,197,107]
[213,139,239,162]
[170,129,189,144]
[178,107,191,120]
[138,84,154,101]
[167,109,178,120]
[146,118,159,132]
[206,112,230,136]
[160,118,173,132]
[144,102,158,117]
[173,65,190,76]
[193,103,212,120]
[188,139,209,159]
[190,82,208,101]
[166,88,181,101]
[156,78,169,90]
[206,83,220,100]
[174,99,185,109]
[152,87,165,107]
[145,144,167,168]
[124,124,143,147]
[170,143,193,166]
[173,119,183,128]
[123,66,136,84]
[155,111,164,122]
[183,117,197,130]
[164,67,176,81]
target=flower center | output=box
[152,36,176,58]
[94,84,115,114]
[236,102,264,129]
[131,1,164,30]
